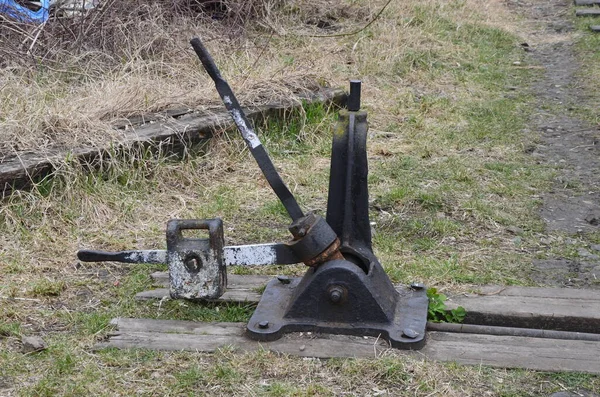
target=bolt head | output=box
[184,255,202,273]
[328,285,347,304]
[288,213,317,238]
[402,328,419,339]
[330,290,342,303]
[277,275,291,284]
[410,282,425,290]
[186,258,198,267]
[258,320,269,329]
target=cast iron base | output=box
[246,260,428,350]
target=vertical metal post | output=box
[326,80,373,267]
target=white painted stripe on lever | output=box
[223,96,262,149]
[224,244,278,266]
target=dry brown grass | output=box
[0,0,517,155]
[0,0,545,303]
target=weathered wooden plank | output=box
[138,273,269,301]
[98,318,600,373]
[474,285,600,300]
[574,0,600,6]
[576,8,600,16]
[591,25,600,31]
[98,330,392,359]
[149,272,271,289]
[447,289,600,333]
[422,332,600,374]
[142,274,600,333]
[111,318,245,335]
[1,88,346,195]
[136,288,261,302]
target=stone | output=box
[578,249,599,260]
[506,226,524,235]
[585,211,600,226]
[21,336,47,353]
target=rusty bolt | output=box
[288,213,317,239]
[328,285,347,304]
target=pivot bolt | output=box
[288,213,317,239]
[258,320,270,329]
[328,285,347,304]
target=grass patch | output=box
[30,279,67,297]
[572,15,600,124]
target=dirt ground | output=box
[509,0,600,288]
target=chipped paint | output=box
[169,248,225,300]
[167,219,226,301]
[123,250,167,264]
[224,244,278,266]
[223,95,261,149]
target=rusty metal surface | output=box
[287,213,340,266]
[304,239,343,267]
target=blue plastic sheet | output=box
[0,0,49,23]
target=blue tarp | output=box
[0,0,49,23]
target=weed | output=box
[173,365,206,390]
[0,321,21,338]
[426,288,466,323]
[30,279,67,297]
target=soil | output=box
[511,0,600,287]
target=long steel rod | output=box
[190,37,304,221]
[427,322,600,342]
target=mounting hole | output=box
[184,253,203,274]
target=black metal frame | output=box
[246,82,428,349]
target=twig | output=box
[241,31,275,88]
[301,0,394,38]
[27,20,48,55]
[4,20,35,41]
[0,295,41,302]
[475,287,507,296]
[373,333,381,358]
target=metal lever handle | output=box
[77,249,167,264]
[78,244,302,266]
[190,37,304,222]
